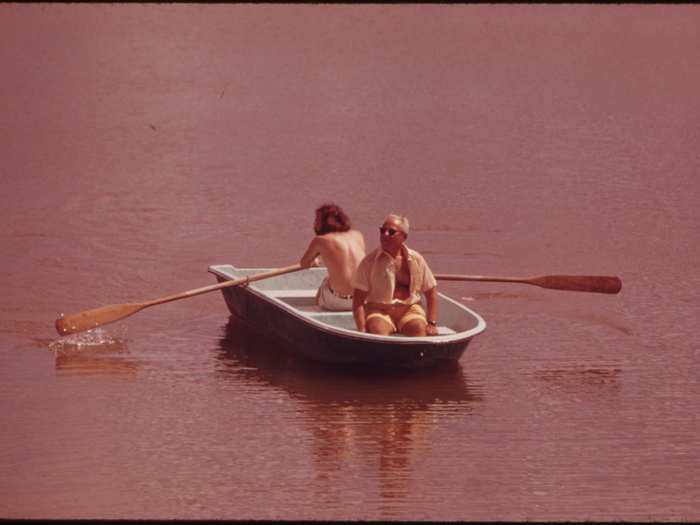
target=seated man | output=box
[351,214,439,337]
[300,203,366,311]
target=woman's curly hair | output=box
[315,203,351,234]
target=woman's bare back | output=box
[316,230,366,295]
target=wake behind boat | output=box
[208,265,486,369]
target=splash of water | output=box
[48,326,126,354]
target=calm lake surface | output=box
[1,4,699,521]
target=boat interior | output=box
[209,266,485,337]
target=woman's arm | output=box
[300,237,322,268]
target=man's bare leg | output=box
[400,319,427,337]
[366,317,394,336]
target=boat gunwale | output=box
[208,265,486,346]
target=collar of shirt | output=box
[377,242,412,263]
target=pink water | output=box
[1,4,699,521]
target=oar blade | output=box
[531,275,622,294]
[55,302,147,336]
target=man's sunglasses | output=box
[379,226,401,236]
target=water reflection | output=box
[215,316,481,403]
[534,367,622,395]
[216,316,483,509]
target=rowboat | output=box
[208,265,486,369]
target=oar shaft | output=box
[146,264,303,307]
[435,273,622,294]
[435,274,526,284]
[56,264,304,335]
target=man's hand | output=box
[426,323,439,336]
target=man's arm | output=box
[424,286,439,336]
[352,289,368,332]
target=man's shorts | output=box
[365,302,427,332]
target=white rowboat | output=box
[208,265,486,369]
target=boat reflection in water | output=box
[216,316,483,506]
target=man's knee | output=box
[400,319,426,337]
[367,317,394,335]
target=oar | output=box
[55,264,304,336]
[434,273,622,294]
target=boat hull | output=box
[209,266,486,369]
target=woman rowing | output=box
[300,203,366,311]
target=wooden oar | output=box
[55,264,303,336]
[434,273,622,294]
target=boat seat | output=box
[392,325,456,336]
[268,289,318,298]
[295,305,349,314]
